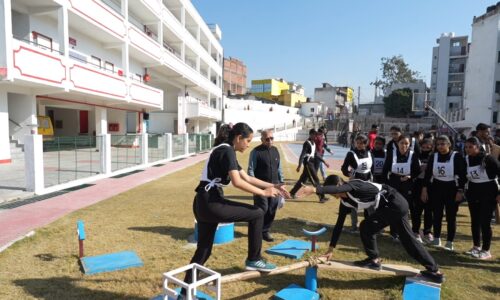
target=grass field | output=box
[0,142,498,299]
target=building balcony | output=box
[184,97,221,121]
[140,0,163,17]
[128,26,163,61]
[68,0,126,39]
[11,38,66,88]
[69,60,128,99]
[129,81,163,108]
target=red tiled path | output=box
[0,153,209,249]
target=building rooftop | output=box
[473,2,500,24]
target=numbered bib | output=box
[391,148,413,176]
[466,155,495,183]
[432,152,456,182]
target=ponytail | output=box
[213,122,253,147]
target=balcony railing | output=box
[68,0,126,38]
[12,38,66,86]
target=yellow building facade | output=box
[250,78,306,107]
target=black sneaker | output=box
[263,232,274,242]
[353,257,382,270]
[420,269,445,284]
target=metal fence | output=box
[148,134,167,162]
[43,136,102,187]
[172,134,186,157]
[111,134,142,172]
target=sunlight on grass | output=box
[0,142,498,299]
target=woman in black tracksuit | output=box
[298,177,444,283]
[182,123,288,293]
[371,136,387,184]
[421,135,467,251]
[464,137,499,260]
[290,129,329,202]
[412,138,434,243]
[341,134,373,230]
[382,135,420,241]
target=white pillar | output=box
[184,133,189,155]
[0,91,10,163]
[194,119,200,133]
[142,131,148,165]
[57,6,68,57]
[165,132,172,159]
[95,107,111,174]
[24,134,44,192]
[0,0,13,80]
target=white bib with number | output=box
[466,155,495,183]
[372,151,386,175]
[390,148,414,176]
[351,150,372,174]
[432,152,456,182]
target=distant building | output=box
[430,32,469,117]
[250,78,306,107]
[459,4,500,129]
[223,57,247,95]
[314,83,354,115]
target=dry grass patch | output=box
[0,142,499,299]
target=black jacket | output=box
[248,144,284,184]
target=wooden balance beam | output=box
[220,260,420,284]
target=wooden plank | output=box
[221,260,420,284]
[221,261,310,284]
[318,261,420,277]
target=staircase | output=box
[9,138,25,162]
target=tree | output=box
[371,55,421,91]
[383,88,412,118]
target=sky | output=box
[192,0,494,103]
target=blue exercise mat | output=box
[403,277,441,300]
[274,284,320,300]
[266,240,318,259]
[81,250,143,275]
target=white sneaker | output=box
[430,238,442,247]
[444,241,454,251]
[414,233,423,244]
[473,250,492,260]
[423,233,434,244]
[464,246,481,256]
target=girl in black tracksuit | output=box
[421,135,467,251]
[382,135,420,241]
[371,136,387,184]
[464,137,500,260]
[412,138,434,242]
[341,134,373,230]
[182,123,285,292]
[300,177,444,283]
[290,129,328,202]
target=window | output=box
[496,81,500,94]
[498,51,500,63]
[104,61,114,73]
[32,31,52,51]
[310,108,315,113]
[452,41,460,47]
[90,56,101,68]
[494,112,498,123]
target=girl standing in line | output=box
[382,135,421,241]
[341,134,373,231]
[464,137,499,259]
[412,138,435,244]
[421,135,467,251]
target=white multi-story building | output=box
[461,4,500,129]
[314,83,353,115]
[430,32,468,117]
[0,0,222,193]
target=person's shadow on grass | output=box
[14,276,148,300]
[128,226,244,241]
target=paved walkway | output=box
[0,153,209,250]
[281,143,344,171]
